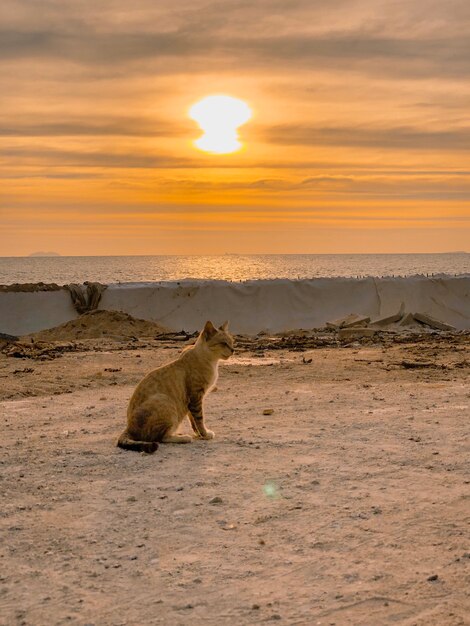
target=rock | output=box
[427,574,439,581]
[326,314,370,329]
[0,332,19,342]
[371,303,405,327]
[399,312,418,327]
[401,360,435,369]
[209,496,223,504]
[338,327,378,339]
[413,313,456,331]
[263,408,274,415]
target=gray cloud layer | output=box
[1,29,469,80]
[2,0,470,79]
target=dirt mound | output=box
[0,282,64,292]
[24,309,170,341]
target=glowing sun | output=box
[189,95,252,154]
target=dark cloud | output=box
[1,24,469,80]
[0,147,193,169]
[0,30,210,63]
[0,116,190,137]
[264,124,470,151]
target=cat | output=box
[117,320,234,453]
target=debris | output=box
[371,303,405,326]
[2,341,78,360]
[401,360,435,369]
[66,282,107,314]
[338,327,378,339]
[326,314,370,329]
[0,332,19,342]
[413,313,456,331]
[399,313,418,327]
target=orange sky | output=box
[1,0,469,255]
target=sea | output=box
[0,253,469,285]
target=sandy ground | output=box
[0,332,469,625]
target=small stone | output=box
[252,604,260,610]
[427,574,439,581]
[263,408,274,415]
[126,496,137,503]
[209,496,223,504]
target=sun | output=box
[189,95,252,154]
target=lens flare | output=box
[189,95,252,154]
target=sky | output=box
[1,0,469,255]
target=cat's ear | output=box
[202,320,217,340]
[219,321,229,331]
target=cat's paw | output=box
[192,429,215,440]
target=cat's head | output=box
[201,320,234,360]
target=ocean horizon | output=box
[1,253,469,285]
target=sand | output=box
[24,310,170,342]
[0,328,469,625]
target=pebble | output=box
[126,496,137,503]
[209,496,223,504]
[427,574,439,581]
[263,409,274,415]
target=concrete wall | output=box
[1,276,469,336]
[0,289,77,336]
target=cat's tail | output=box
[117,431,158,454]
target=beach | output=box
[1,326,469,625]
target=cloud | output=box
[1,29,469,80]
[2,0,470,81]
[264,124,470,151]
[0,147,193,169]
[0,115,190,137]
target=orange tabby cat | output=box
[117,321,234,453]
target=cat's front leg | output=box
[188,395,214,440]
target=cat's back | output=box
[130,348,194,403]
